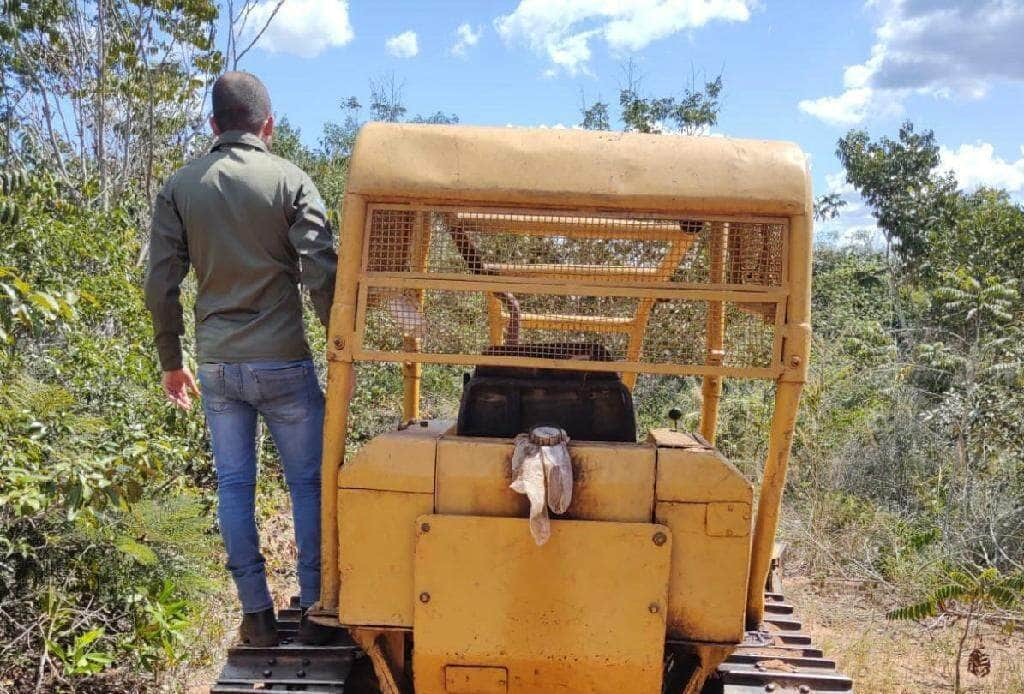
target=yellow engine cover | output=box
[412,515,671,694]
[336,421,755,683]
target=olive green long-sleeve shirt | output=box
[144,130,337,371]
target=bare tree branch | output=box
[233,0,287,69]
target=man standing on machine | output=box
[144,71,337,646]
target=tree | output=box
[579,60,723,135]
[836,122,957,272]
[579,92,610,131]
[0,0,221,211]
[930,188,1024,285]
[224,0,286,71]
[368,73,408,123]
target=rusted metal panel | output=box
[435,436,656,523]
[338,489,433,627]
[412,515,670,694]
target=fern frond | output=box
[948,569,977,590]
[887,598,938,621]
[933,584,968,603]
[986,586,1018,609]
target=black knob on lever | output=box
[667,408,682,431]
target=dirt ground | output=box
[784,577,1024,693]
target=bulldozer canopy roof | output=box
[347,123,811,217]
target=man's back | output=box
[145,71,339,648]
[145,130,336,371]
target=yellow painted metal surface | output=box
[655,502,750,643]
[652,429,753,503]
[338,489,433,626]
[435,436,655,522]
[444,666,509,694]
[337,420,447,494]
[347,123,810,216]
[412,515,671,694]
[651,431,753,643]
[434,437,525,518]
[706,501,752,538]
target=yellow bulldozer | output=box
[212,124,852,693]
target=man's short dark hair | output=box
[212,71,271,134]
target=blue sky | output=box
[234,0,1024,241]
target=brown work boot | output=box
[296,609,341,646]
[239,607,279,647]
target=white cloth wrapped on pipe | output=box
[509,427,573,545]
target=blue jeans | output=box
[197,359,324,613]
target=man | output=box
[145,71,338,647]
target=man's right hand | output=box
[162,368,200,410]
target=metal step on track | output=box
[713,592,854,693]
[211,597,362,693]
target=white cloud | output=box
[386,30,419,58]
[242,0,354,59]
[816,170,881,246]
[801,0,1024,126]
[825,172,855,197]
[451,22,482,57]
[940,142,1024,193]
[495,0,753,75]
[799,88,877,127]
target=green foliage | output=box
[580,99,611,131]
[126,580,192,672]
[786,121,1024,601]
[621,73,723,134]
[813,192,847,222]
[836,121,957,270]
[0,267,80,347]
[0,190,213,688]
[410,111,460,125]
[933,188,1024,283]
[46,627,113,677]
[577,63,723,134]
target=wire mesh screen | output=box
[365,208,785,287]
[357,206,787,376]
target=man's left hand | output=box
[162,368,200,410]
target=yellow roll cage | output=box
[319,123,812,630]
